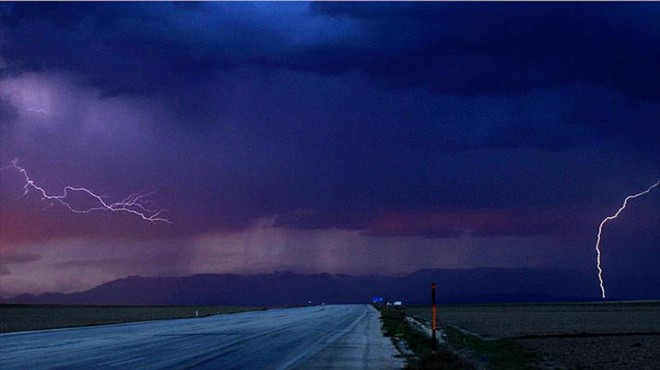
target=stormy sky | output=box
[0,2,658,297]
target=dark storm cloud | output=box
[51,241,196,277]
[0,250,41,264]
[2,2,658,100]
[1,2,217,96]
[0,2,348,96]
[0,96,19,125]
[359,208,600,239]
[0,3,659,297]
[0,250,41,275]
[0,2,658,241]
[2,2,657,154]
[310,2,660,101]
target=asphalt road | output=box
[0,304,403,369]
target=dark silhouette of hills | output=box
[3,268,658,305]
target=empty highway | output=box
[0,304,403,369]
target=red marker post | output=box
[431,282,437,350]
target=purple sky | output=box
[1,2,658,297]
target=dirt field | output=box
[0,304,264,333]
[407,301,660,369]
[516,334,659,370]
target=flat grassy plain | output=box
[0,304,264,333]
[407,301,660,370]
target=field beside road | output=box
[0,304,263,333]
[407,301,660,369]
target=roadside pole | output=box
[431,282,437,351]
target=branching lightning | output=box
[595,180,659,299]
[7,159,171,224]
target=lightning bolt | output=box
[26,108,48,115]
[595,180,660,299]
[7,159,171,224]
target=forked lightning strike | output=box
[8,160,171,224]
[595,180,659,299]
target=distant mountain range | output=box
[3,268,658,305]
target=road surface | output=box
[0,304,403,369]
